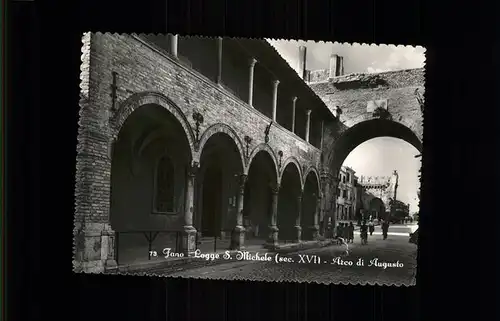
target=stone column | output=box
[181,162,198,256]
[305,109,312,143]
[266,183,280,249]
[310,196,321,240]
[248,58,257,107]
[231,174,247,250]
[271,80,280,121]
[291,96,297,133]
[73,221,117,273]
[294,192,303,243]
[216,37,223,84]
[169,34,178,58]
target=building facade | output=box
[335,166,357,221]
[74,35,424,273]
[74,33,338,272]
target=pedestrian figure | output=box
[336,223,344,245]
[341,223,347,240]
[368,220,375,236]
[348,222,355,243]
[382,220,389,240]
[360,221,368,245]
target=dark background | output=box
[9,0,497,320]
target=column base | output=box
[265,226,279,250]
[73,222,117,273]
[293,225,302,243]
[180,226,198,256]
[310,225,320,240]
[230,225,246,250]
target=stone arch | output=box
[279,156,304,190]
[303,166,321,196]
[369,197,386,220]
[112,91,196,160]
[194,123,246,170]
[246,143,279,184]
[327,119,422,178]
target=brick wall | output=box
[75,33,323,223]
[310,68,425,141]
[313,68,424,173]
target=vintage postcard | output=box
[73,33,425,286]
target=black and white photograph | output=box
[73,33,425,286]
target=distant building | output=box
[335,168,410,222]
[336,166,356,221]
[389,199,410,221]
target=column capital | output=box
[238,174,248,191]
[187,161,200,178]
[249,58,257,67]
[270,183,280,195]
[306,109,312,116]
[292,96,298,103]
[273,79,280,87]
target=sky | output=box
[266,39,426,75]
[268,40,425,213]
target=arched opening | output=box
[110,104,192,265]
[327,119,421,227]
[196,132,244,251]
[301,171,320,241]
[369,198,386,221]
[244,150,278,246]
[328,119,422,177]
[277,163,302,243]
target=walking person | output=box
[336,223,344,245]
[360,221,368,245]
[382,219,389,240]
[348,222,355,243]
[368,220,375,236]
[342,223,348,240]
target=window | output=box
[342,189,347,198]
[346,173,350,183]
[153,155,175,213]
[342,176,346,184]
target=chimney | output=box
[329,54,345,77]
[297,46,307,80]
[329,54,338,78]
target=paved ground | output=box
[156,228,418,286]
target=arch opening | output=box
[244,150,279,245]
[110,104,192,265]
[368,198,386,221]
[277,163,302,243]
[328,119,422,178]
[195,132,245,250]
[301,171,320,241]
[331,125,421,233]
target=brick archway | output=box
[246,143,279,185]
[303,166,321,195]
[327,119,422,178]
[195,123,246,170]
[279,156,304,190]
[112,91,196,161]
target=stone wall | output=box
[310,68,425,142]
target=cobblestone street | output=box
[159,227,417,285]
